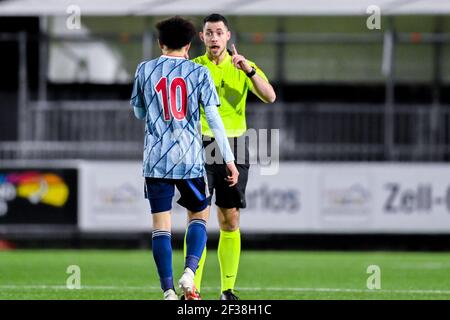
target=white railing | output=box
[1,102,450,161]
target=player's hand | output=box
[231,44,252,73]
[225,161,239,187]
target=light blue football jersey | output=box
[130,55,220,179]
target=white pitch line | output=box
[240,287,450,295]
[1,285,450,295]
[0,285,160,291]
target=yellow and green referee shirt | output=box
[193,51,269,138]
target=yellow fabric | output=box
[218,228,241,292]
[193,52,268,137]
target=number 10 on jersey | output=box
[155,77,187,121]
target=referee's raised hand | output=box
[231,44,252,74]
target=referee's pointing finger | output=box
[231,43,238,55]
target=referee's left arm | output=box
[231,44,276,104]
[246,70,276,104]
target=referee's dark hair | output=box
[156,16,196,50]
[203,13,229,29]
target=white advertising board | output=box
[78,161,450,233]
[79,161,151,231]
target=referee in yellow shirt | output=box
[183,13,276,300]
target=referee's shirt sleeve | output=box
[199,68,220,108]
[130,62,145,110]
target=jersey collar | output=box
[160,55,186,60]
[204,51,231,69]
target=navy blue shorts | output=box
[144,177,209,214]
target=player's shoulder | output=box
[189,60,210,76]
[135,59,158,73]
[134,60,146,73]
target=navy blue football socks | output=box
[185,219,207,273]
[152,230,174,291]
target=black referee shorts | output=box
[203,135,250,209]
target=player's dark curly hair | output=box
[203,13,229,29]
[155,16,196,50]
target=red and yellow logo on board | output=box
[7,172,69,207]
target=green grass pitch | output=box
[1,250,449,300]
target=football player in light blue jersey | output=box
[130,16,239,300]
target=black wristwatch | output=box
[246,67,256,78]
